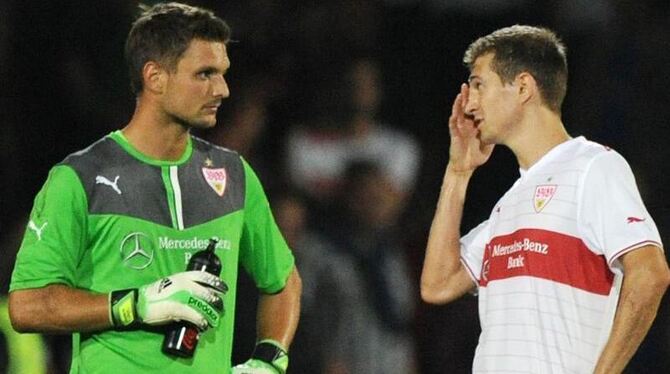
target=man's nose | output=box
[212,75,229,99]
[464,91,478,116]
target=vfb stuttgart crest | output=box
[202,167,227,196]
[534,184,557,213]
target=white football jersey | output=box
[460,137,663,373]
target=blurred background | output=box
[1,0,669,373]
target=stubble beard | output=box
[168,110,217,131]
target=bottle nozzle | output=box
[206,238,218,252]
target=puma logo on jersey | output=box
[28,220,48,241]
[96,175,122,194]
[627,216,645,224]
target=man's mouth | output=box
[203,103,220,113]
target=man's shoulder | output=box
[191,135,240,158]
[568,137,632,173]
[190,135,247,176]
[548,136,620,170]
[59,133,120,169]
[567,136,609,158]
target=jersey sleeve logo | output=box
[28,220,48,241]
[533,184,557,213]
[202,167,227,197]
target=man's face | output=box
[465,53,520,145]
[162,39,230,129]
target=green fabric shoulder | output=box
[10,165,88,292]
[238,158,294,294]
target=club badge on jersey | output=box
[202,167,227,197]
[533,184,557,213]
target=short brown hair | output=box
[125,2,231,95]
[463,25,568,112]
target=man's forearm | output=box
[420,167,474,304]
[9,284,111,333]
[594,247,670,373]
[256,267,302,349]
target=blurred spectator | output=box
[208,81,268,159]
[0,218,52,374]
[318,160,418,374]
[287,0,382,69]
[287,58,421,207]
[1,296,49,374]
[203,74,279,184]
[270,190,351,373]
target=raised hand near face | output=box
[447,83,494,174]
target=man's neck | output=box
[506,106,571,170]
[122,100,190,161]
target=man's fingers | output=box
[188,282,223,305]
[460,83,469,111]
[449,93,462,132]
[450,84,476,136]
[173,303,209,330]
[195,279,228,294]
[211,297,224,313]
[184,271,228,293]
[178,293,222,328]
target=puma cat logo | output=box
[96,175,122,195]
[28,220,48,241]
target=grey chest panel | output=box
[62,136,245,228]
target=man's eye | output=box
[197,72,210,79]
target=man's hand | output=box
[109,270,227,330]
[232,340,289,374]
[447,83,494,173]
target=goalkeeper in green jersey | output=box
[8,3,301,373]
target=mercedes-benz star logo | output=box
[120,232,154,270]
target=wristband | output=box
[252,340,289,374]
[109,288,140,329]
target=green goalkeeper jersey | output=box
[10,131,295,373]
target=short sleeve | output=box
[10,165,88,291]
[578,151,663,268]
[239,159,295,293]
[460,220,491,284]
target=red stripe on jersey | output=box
[479,229,614,295]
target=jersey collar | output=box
[109,130,193,166]
[519,136,585,178]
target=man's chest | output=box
[478,168,612,295]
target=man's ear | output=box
[516,72,537,105]
[142,61,167,94]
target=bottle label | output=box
[182,327,199,351]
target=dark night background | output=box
[1,1,668,373]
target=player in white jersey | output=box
[420,25,669,373]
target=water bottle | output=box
[162,238,222,357]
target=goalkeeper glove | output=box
[108,270,227,330]
[232,340,289,374]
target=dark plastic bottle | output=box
[162,238,222,357]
